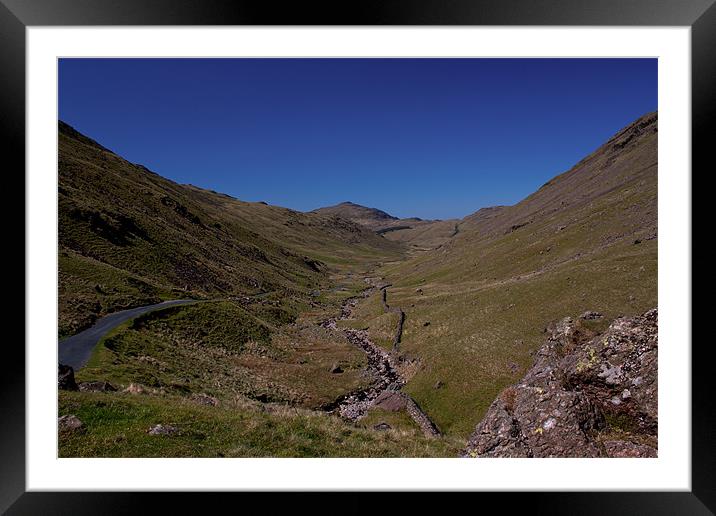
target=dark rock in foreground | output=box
[58,364,78,391]
[464,308,657,458]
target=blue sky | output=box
[59,58,657,220]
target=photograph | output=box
[56,57,658,459]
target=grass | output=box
[77,299,372,409]
[58,114,658,456]
[59,391,460,457]
[380,240,656,437]
[58,120,402,337]
[336,290,400,351]
[368,115,658,437]
[358,407,421,435]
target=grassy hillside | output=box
[351,112,658,437]
[59,390,460,457]
[59,121,402,337]
[77,299,371,409]
[381,219,460,253]
[58,112,657,455]
[312,201,399,230]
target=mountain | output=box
[57,112,658,458]
[313,201,459,250]
[312,201,398,230]
[58,121,402,337]
[57,122,465,458]
[348,112,658,437]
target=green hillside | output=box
[58,112,657,455]
[59,121,401,337]
[350,112,658,436]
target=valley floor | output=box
[59,259,463,457]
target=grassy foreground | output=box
[59,391,460,458]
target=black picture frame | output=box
[3,1,711,513]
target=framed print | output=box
[4,0,712,513]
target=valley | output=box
[58,112,658,458]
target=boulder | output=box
[124,383,145,395]
[372,391,408,412]
[58,364,78,391]
[58,414,84,436]
[464,309,658,458]
[580,311,603,320]
[147,424,179,436]
[373,422,391,431]
[330,363,344,374]
[190,393,220,406]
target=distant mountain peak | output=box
[313,202,399,223]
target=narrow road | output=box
[58,299,198,370]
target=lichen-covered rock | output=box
[58,414,85,436]
[147,424,179,436]
[562,308,658,434]
[464,308,657,458]
[603,440,657,458]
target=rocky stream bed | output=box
[320,282,440,437]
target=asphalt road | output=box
[58,299,197,370]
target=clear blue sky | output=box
[59,58,656,220]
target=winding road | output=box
[58,299,198,370]
[60,285,440,437]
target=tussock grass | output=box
[59,391,459,457]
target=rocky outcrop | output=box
[464,308,657,458]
